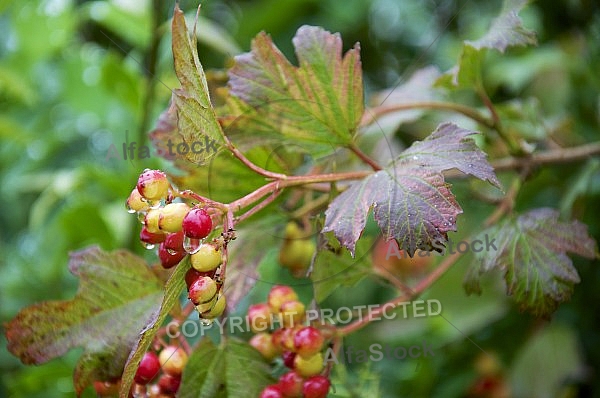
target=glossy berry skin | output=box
[273,327,299,352]
[248,303,273,333]
[164,231,185,253]
[279,300,305,328]
[145,209,162,234]
[137,169,169,201]
[158,373,181,394]
[159,345,188,376]
[158,243,186,269]
[294,326,324,359]
[134,351,160,384]
[294,352,323,377]
[182,208,213,239]
[158,203,190,233]
[282,351,296,368]
[185,268,216,289]
[249,332,280,361]
[188,276,217,305]
[127,188,149,212]
[277,371,304,397]
[302,375,331,398]
[190,244,222,272]
[260,385,284,398]
[200,293,226,319]
[140,225,166,245]
[267,285,299,313]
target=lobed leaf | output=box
[4,246,163,396]
[226,25,363,155]
[464,208,598,318]
[179,338,273,397]
[323,123,501,256]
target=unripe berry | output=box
[127,188,149,213]
[164,231,185,253]
[158,243,186,269]
[277,371,304,397]
[134,351,160,384]
[158,373,181,394]
[302,375,331,398]
[294,352,323,377]
[140,225,166,245]
[249,332,280,361]
[248,303,273,333]
[137,169,169,201]
[185,267,216,289]
[260,385,284,398]
[200,293,226,319]
[182,208,213,239]
[279,300,305,328]
[158,345,188,376]
[145,209,162,234]
[158,203,190,232]
[190,244,222,272]
[268,285,298,313]
[294,326,324,359]
[188,276,217,306]
[273,326,300,352]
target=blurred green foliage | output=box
[1,0,599,397]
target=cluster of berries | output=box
[93,345,187,397]
[127,169,226,320]
[248,286,331,398]
[278,222,316,278]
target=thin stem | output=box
[348,143,382,171]
[223,135,287,180]
[360,101,495,129]
[476,87,521,154]
[235,189,283,223]
[491,141,600,171]
[289,194,330,219]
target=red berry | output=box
[185,267,216,289]
[294,326,324,359]
[282,351,296,368]
[188,276,217,306]
[134,352,160,384]
[182,208,213,239]
[248,303,273,333]
[140,225,167,245]
[260,385,284,398]
[249,332,280,361]
[137,169,169,201]
[158,373,181,394]
[158,243,186,269]
[163,231,185,254]
[268,285,298,313]
[278,371,304,397]
[302,375,331,398]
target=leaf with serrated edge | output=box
[172,5,225,165]
[4,247,163,396]
[227,25,363,153]
[119,258,188,397]
[466,0,537,53]
[464,208,598,318]
[323,123,501,256]
[179,338,273,397]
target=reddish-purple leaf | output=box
[4,247,162,396]
[323,123,501,256]
[464,208,598,318]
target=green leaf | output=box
[226,25,363,155]
[311,233,373,303]
[179,338,274,398]
[323,123,501,256]
[171,5,226,165]
[4,247,163,396]
[436,45,483,90]
[119,258,188,397]
[464,208,598,318]
[465,0,537,53]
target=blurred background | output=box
[1,0,599,397]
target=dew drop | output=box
[137,211,146,223]
[126,203,136,214]
[146,199,162,210]
[412,156,418,160]
[184,236,201,254]
[167,247,178,255]
[468,164,473,168]
[142,242,155,250]
[200,318,213,326]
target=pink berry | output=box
[185,267,216,289]
[278,371,304,397]
[182,208,213,239]
[136,169,169,201]
[302,375,331,398]
[164,231,185,253]
[140,225,166,245]
[294,326,324,359]
[134,352,160,384]
[260,385,284,398]
[188,276,217,305]
[158,243,186,269]
[158,373,181,394]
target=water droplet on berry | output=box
[146,199,162,210]
[137,211,146,223]
[167,247,178,255]
[142,242,155,250]
[200,318,213,326]
[184,236,202,254]
[126,203,136,214]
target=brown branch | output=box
[348,143,382,171]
